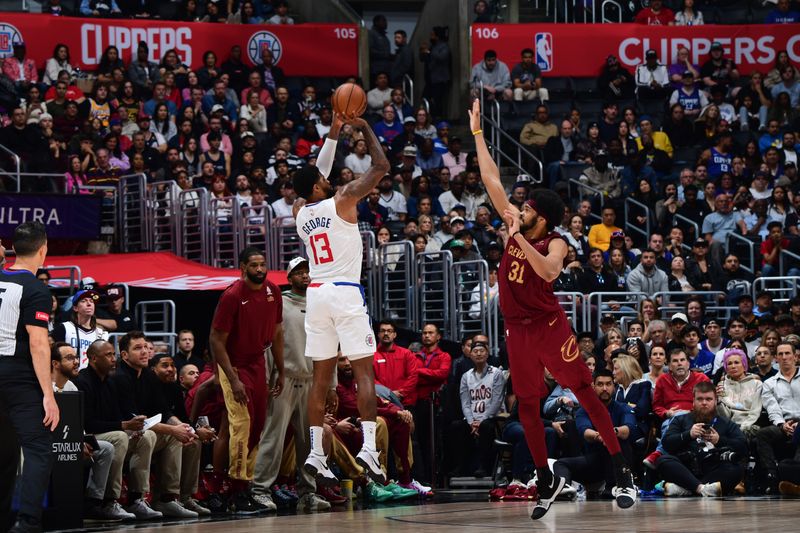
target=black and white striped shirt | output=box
[0,269,52,361]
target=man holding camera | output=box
[655,381,747,496]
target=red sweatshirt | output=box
[373,344,419,406]
[336,372,401,419]
[415,346,451,401]
[652,370,710,418]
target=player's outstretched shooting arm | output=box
[468,99,513,217]
[335,117,391,210]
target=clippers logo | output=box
[0,23,23,59]
[247,31,282,66]
[365,333,375,348]
[535,32,553,72]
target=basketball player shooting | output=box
[468,99,637,518]
[292,109,390,487]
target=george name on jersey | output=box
[300,216,331,236]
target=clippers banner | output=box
[0,13,358,76]
[472,23,800,77]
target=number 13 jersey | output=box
[296,197,363,284]
[498,232,566,325]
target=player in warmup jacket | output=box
[292,111,391,487]
[468,100,637,519]
[209,247,284,515]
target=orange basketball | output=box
[332,83,367,118]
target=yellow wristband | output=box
[472,129,483,136]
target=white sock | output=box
[362,421,377,452]
[310,426,324,455]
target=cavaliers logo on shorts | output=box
[365,333,375,348]
[560,336,579,363]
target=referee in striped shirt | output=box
[0,222,59,533]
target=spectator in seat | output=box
[267,0,294,24]
[143,82,177,120]
[366,73,393,119]
[373,105,403,144]
[174,329,204,371]
[358,188,390,230]
[635,50,670,99]
[554,369,635,496]
[755,341,800,492]
[761,221,794,277]
[670,71,708,120]
[447,340,506,477]
[656,381,747,496]
[511,47,548,102]
[470,49,512,102]
[378,174,407,222]
[520,105,558,150]
[716,348,763,436]
[770,66,800,108]
[0,106,51,181]
[597,55,635,101]
[588,207,622,252]
[150,354,212,516]
[644,348,711,468]
[112,332,199,518]
[635,116,673,157]
[673,0,704,24]
[577,247,621,294]
[612,355,652,441]
[128,41,160,94]
[543,119,578,188]
[203,79,239,123]
[627,248,669,298]
[95,285,137,333]
[334,352,421,497]
[75,340,157,520]
[51,342,128,521]
[413,324,451,482]
[257,48,285,97]
[2,42,37,96]
[80,0,121,16]
[766,0,800,22]
[579,149,621,199]
[634,0,674,24]
[442,136,468,177]
[702,194,737,263]
[52,290,110,370]
[373,320,419,408]
[700,42,740,93]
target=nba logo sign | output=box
[0,23,23,59]
[247,31,283,66]
[534,32,553,72]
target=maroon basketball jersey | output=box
[498,231,565,324]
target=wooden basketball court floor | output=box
[69,497,796,533]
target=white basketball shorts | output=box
[304,281,375,361]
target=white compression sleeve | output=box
[316,138,337,180]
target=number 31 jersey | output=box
[498,232,566,325]
[296,197,363,284]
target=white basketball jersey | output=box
[296,197,362,283]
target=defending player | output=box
[292,113,390,486]
[468,99,637,518]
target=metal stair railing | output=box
[480,84,543,182]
